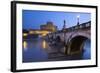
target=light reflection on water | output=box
[23,38,48,62]
[23,41,28,51]
[42,40,47,49]
[23,38,91,62]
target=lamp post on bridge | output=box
[77,15,80,29]
[62,20,66,48]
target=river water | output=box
[23,38,91,63]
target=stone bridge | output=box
[47,21,91,55]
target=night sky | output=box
[22,10,91,30]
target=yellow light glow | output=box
[42,40,46,49]
[29,31,34,34]
[29,30,50,35]
[23,33,28,36]
[35,31,40,33]
[23,41,27,50]
[42,33,47,36]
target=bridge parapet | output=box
[65,21,91,32]
[47,21,90,37]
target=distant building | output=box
[40,21,57,32]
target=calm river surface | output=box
[23,37,91,63]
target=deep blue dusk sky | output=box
[22,10,91,30]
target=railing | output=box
[66,21,91,32]
[47,21,91,35]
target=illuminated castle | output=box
[40,21,57,32]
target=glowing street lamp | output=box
[77,15,80,29]
[77,15,80,18]
[77,15,80,25]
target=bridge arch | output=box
[66,32,90,55]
